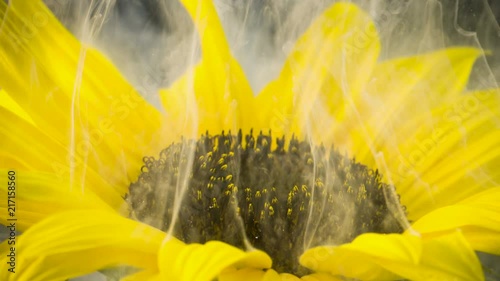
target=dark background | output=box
[44,0,500,95]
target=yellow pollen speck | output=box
[255,191,261,198]
[211,198,219,209]
[316,179,324,188]
[357,184,368,202]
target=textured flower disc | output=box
[128,130,405,275]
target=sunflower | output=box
[1,0,499,280]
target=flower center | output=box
[128,130,404,276]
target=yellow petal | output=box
[0,0,165,197]
[0,89,35,126]
[160,0,254,137]
[309,48,493,221]
[219,268,306,281]
[255,269,302,281]
[0,108,126,213]
[402,231,484,281]
[301,273,344,281]
[392,89,500,219]
[330,85,499,220]
[348,47,483,167]
[219,268,267,281]
[411,187,500,254]
[300,233,417,280]
[256,2,380,141]
[0,210,166,281]
[300,232,484,281]
[371,47,481,103]
[158,238,272,281]
[0,170,117,231]
[179,0,231,65]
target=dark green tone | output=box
[128,130,403,276]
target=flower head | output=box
[0,0,499,281]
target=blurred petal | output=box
[401,231,484,281]
[252,269,303,281]
[300,233,417,280]
[0,108,126,214]
[300,232,484,281]
[256,2,380,140]
[0,89,35,126]
[392,89,500,219]
[412,187,500,254]
[159,238,272,281]
[219,268,327,281]
[0,210,166,281]
[0,0,164,198]
[219,268,266,281]
[349,48,483,166]
[160,0,254,137]
[0,170,115,231]
[301,273,344,281]
[372,48,481,102]
[331,84,499,220]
